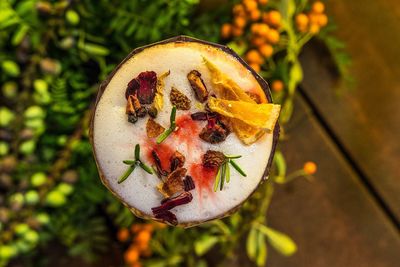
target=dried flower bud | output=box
[126,71,157,104]
[187,70,208,102]
[170,87,191,110]
[203,150,225,168]
[148,106,158,118]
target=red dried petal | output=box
[152,192,193,214]
[125,71,157,104]
[154,210,178,225]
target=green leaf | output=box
[274,151,286,176]
[194,235,219,256]
[79,43,109,56]
[12,24,29,46]
[118,165,136,184]
[246,228,258,260]
[257,224,297,256]
[288,61,303,95]
[279,98,293,124]
[134,144,140,160]
[256,231,267,266]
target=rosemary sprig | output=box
[156,106,177,144]
[118,144,153,184]
[213,154,247,192]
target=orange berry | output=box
[131,224,142,233]
[251,23,260,34]
[309,23,320,34]
[233,4,246,17]
[265,29,279,44]
[135,230,151,245]
[142,224,154,232]
[124,247,139,263]
[234,16,247,28]
[312,1,325,14]
[250,9,261,21]
[266,10,281,27]
[258,0,268,5]
[308,13,319,25]
[295,13,309,28]
[317,14,328,27]
[243,0,258,12]
[303,161,317,175]
[251,36,266,47]
[271,80,284,92]
[117,228,130,242]
[259,44,273,58]
[249,63,261,72]
[221,23,232,39]
[232,26,244,37]
[258,23,269,37]
[246,49,263,64]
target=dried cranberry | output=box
[152,150,168,176]
[125,71,157,104]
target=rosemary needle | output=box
[229,159,247,177]
[118,144,153,184]
[157,106,177,144]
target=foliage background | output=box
[0,0,347,266]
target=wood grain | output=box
[299,0,400,221]
[267,97,400,267]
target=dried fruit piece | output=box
[187,70,208,102]
[154,210,177,225]
[157,168,186,197]
[246,92,262,104]
[203,150,226,168]
[207,97,281,132]
[170,151,185,172]
[154,70,170,111]
[146,118,165,138]
[183,175,195,191]
[126,71,157,104]
[147,106,158,118]
[152,192,193,214]
[199,115,230,144]
[152,150,168,177]
[170,87,191,110]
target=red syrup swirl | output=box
[189,163,217,200]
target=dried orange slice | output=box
[208,98,281,132]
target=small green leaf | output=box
[257,224,297,256]
[135,144,140,160]
[12,24,29,46]
[80,43,109,56]
[194,235,219,256]
[213,166,221,192]
[118,165,136,184]
[274,151,286,177]
[229,160,247,177]
[123,160,135,165]
[139,162,153,174]
[256,231,267,266]
[246,228,258,260]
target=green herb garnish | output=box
[213,154,247,192]
[118,144,153,184]
[156,106,177,144]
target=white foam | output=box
[92,42,273,224]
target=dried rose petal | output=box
[203,150,225,168]
[158,168,186,197]
[183,175,195,191]
[152,192,193,214]
[152,150,168,176]
[155,210,178,225]
[125,71,157,104]
[170,151,185,172]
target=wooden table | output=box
[267,0,400,266]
